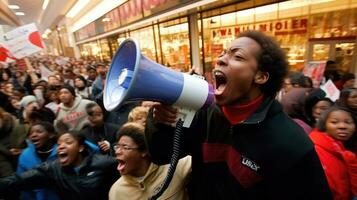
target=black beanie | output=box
[76,75,87,86]
[60,84,76,97]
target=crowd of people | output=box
[0,30,356,199]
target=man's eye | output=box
[218,50,227,57]
[234,55,243,60]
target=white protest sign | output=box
[0,23,44,59]
[303,61,326,88]
[320,79,340,102]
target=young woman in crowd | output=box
[74,75,92,99]
[0,131,119,200]
[304,88,334,127]
[80,102,119,155]
[336,88,357,117]
[109,122,191,200]
[309,106,357,199]
[44,85,60,114]
[17,122,60,200]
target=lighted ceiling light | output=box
[45,29,52,34]
[71,0,130,31]
[66,0,90,18]
[42,0,50,10]
[8,5,20,9]
[102,18,110,22]
[15,12,25,16]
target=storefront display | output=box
[130,26,157,62]
[75,0,357,75]
[79,41,101,60]
[159,18,190,71]
[99,39,111,61]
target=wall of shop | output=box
[74,0,357,80]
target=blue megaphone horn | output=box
[103,38,214,127]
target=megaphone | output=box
[104,38,214,127]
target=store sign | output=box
[120,0,174,23]
[213,18,308,37]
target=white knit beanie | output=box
[20,95,37,108]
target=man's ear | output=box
[141,151,149,158]
[254,71,269,85]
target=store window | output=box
[201,0,353,72]
[99,38,111,62]
[153,24,163,64]
[159,18,190,72]
[80,41,101,60]
[130,26,157,62]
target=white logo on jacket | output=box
[241,157,260,172]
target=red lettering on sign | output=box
[259,24,267,31]
[300,18,307,28]
[235,27,240,35]
[220,29,227,36]
[150,0,159,7]
[292,19,299,29]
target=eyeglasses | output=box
[113,143,139,151]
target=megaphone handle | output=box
[149,119,184,200]
[177,107,196,128]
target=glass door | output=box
[308,38,356,72]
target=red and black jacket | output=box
[146,97,332,200]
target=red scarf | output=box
[222,95,264,125]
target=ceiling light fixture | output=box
[42,0,50,10]
[8,5,20,9]
[71,0,128,31]
[15,12,25,16]
[102,18,110,22]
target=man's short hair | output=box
[238,31,288,97]
[117,122,146,152]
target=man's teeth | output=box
[214,71,224,76]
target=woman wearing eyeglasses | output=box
[109,122,191,200]
[0,131,119,200]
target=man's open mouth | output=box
[31,139,41,146]
[58,151,69,164]
[213,70,227,95]
[117,159,126,172]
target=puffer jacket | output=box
[0,154,119,200]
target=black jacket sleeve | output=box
[0,164,51,194]
[145,108,198,165]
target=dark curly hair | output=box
[238,31,288,97]
[117,122,146,152]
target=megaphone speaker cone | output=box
[104,38,214,113]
